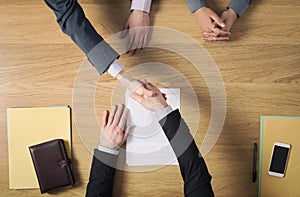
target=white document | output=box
[125,88,180,166]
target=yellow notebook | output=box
[259,116,300,197]
[7,106,72,189]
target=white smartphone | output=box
[268,142,291,178]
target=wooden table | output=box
[1,0,300,196]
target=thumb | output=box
[210,14,225,28]
[220,15,230,32]
[123,125,132,142]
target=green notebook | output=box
[259,116,300,197]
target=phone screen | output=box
[269,145,289,173]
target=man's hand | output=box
[122,10,150,55]
[202,8,237,42]
[131,80,167,112]
[116,71,157,96]
[194,7,230,41]
[100,104,131,150]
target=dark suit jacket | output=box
[44,0,119,75]
[86,109,214,197]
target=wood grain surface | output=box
[1,0,299,196]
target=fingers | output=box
[143,83,153,93]
[146,83,161,94]
[210,13,225,28]
[123,17,145,55]
[211,21,218,28]
[127,29,136,55]
[140,27,150,51]
[101,110,108,129]
[127,38,140,56]
[138,81,158,96]
[123,125,132,142]
[202,26,230,42]
[127,30,146,55]
[211,28,230,36]
[201,36,229,41]
[131,92,143,104]
[107,105,117,125]
[136,79,155,96]
[126,26,149,55]
[135,31,145,55]
[142,86,156,97]
[204,32,218,37]
[142,31,149,49]
[205,28,230,37]
[221,22,232,33]
[118,108,128,130]
[140,80,160,96]
[120,23,129,39]
[127,29,142,55]
[162,93,167,101]
[112,104,124,125]
[139,79,148,84]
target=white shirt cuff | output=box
[107,59,124,78]
[154,105,173,121]
[131,0,152,13]
[98,145,120,155]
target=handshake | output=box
[116,71,168,112]
[99,73,169,150]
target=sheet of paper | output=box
[7,106,71,189]
[125,88,180,166]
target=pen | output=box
[252,143,257,183]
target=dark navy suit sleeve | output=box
[86,149,118,197]
[159,109,214,197]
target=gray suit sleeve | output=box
[185,0,251,17]
[44,0,119,75]
[228,0,252,17]
[185,0,206,13]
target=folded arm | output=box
[185,0,251,42]
[185,0,251,17]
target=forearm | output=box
[44,0,119,75]
[178,141,214,196]
[86,149,118,197]
[116,71,143,92]
[185,0,206,13]
[159,110,214,196]
[228,0,252,17]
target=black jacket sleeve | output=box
[159,109,214,197]
[86,149,118,197]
